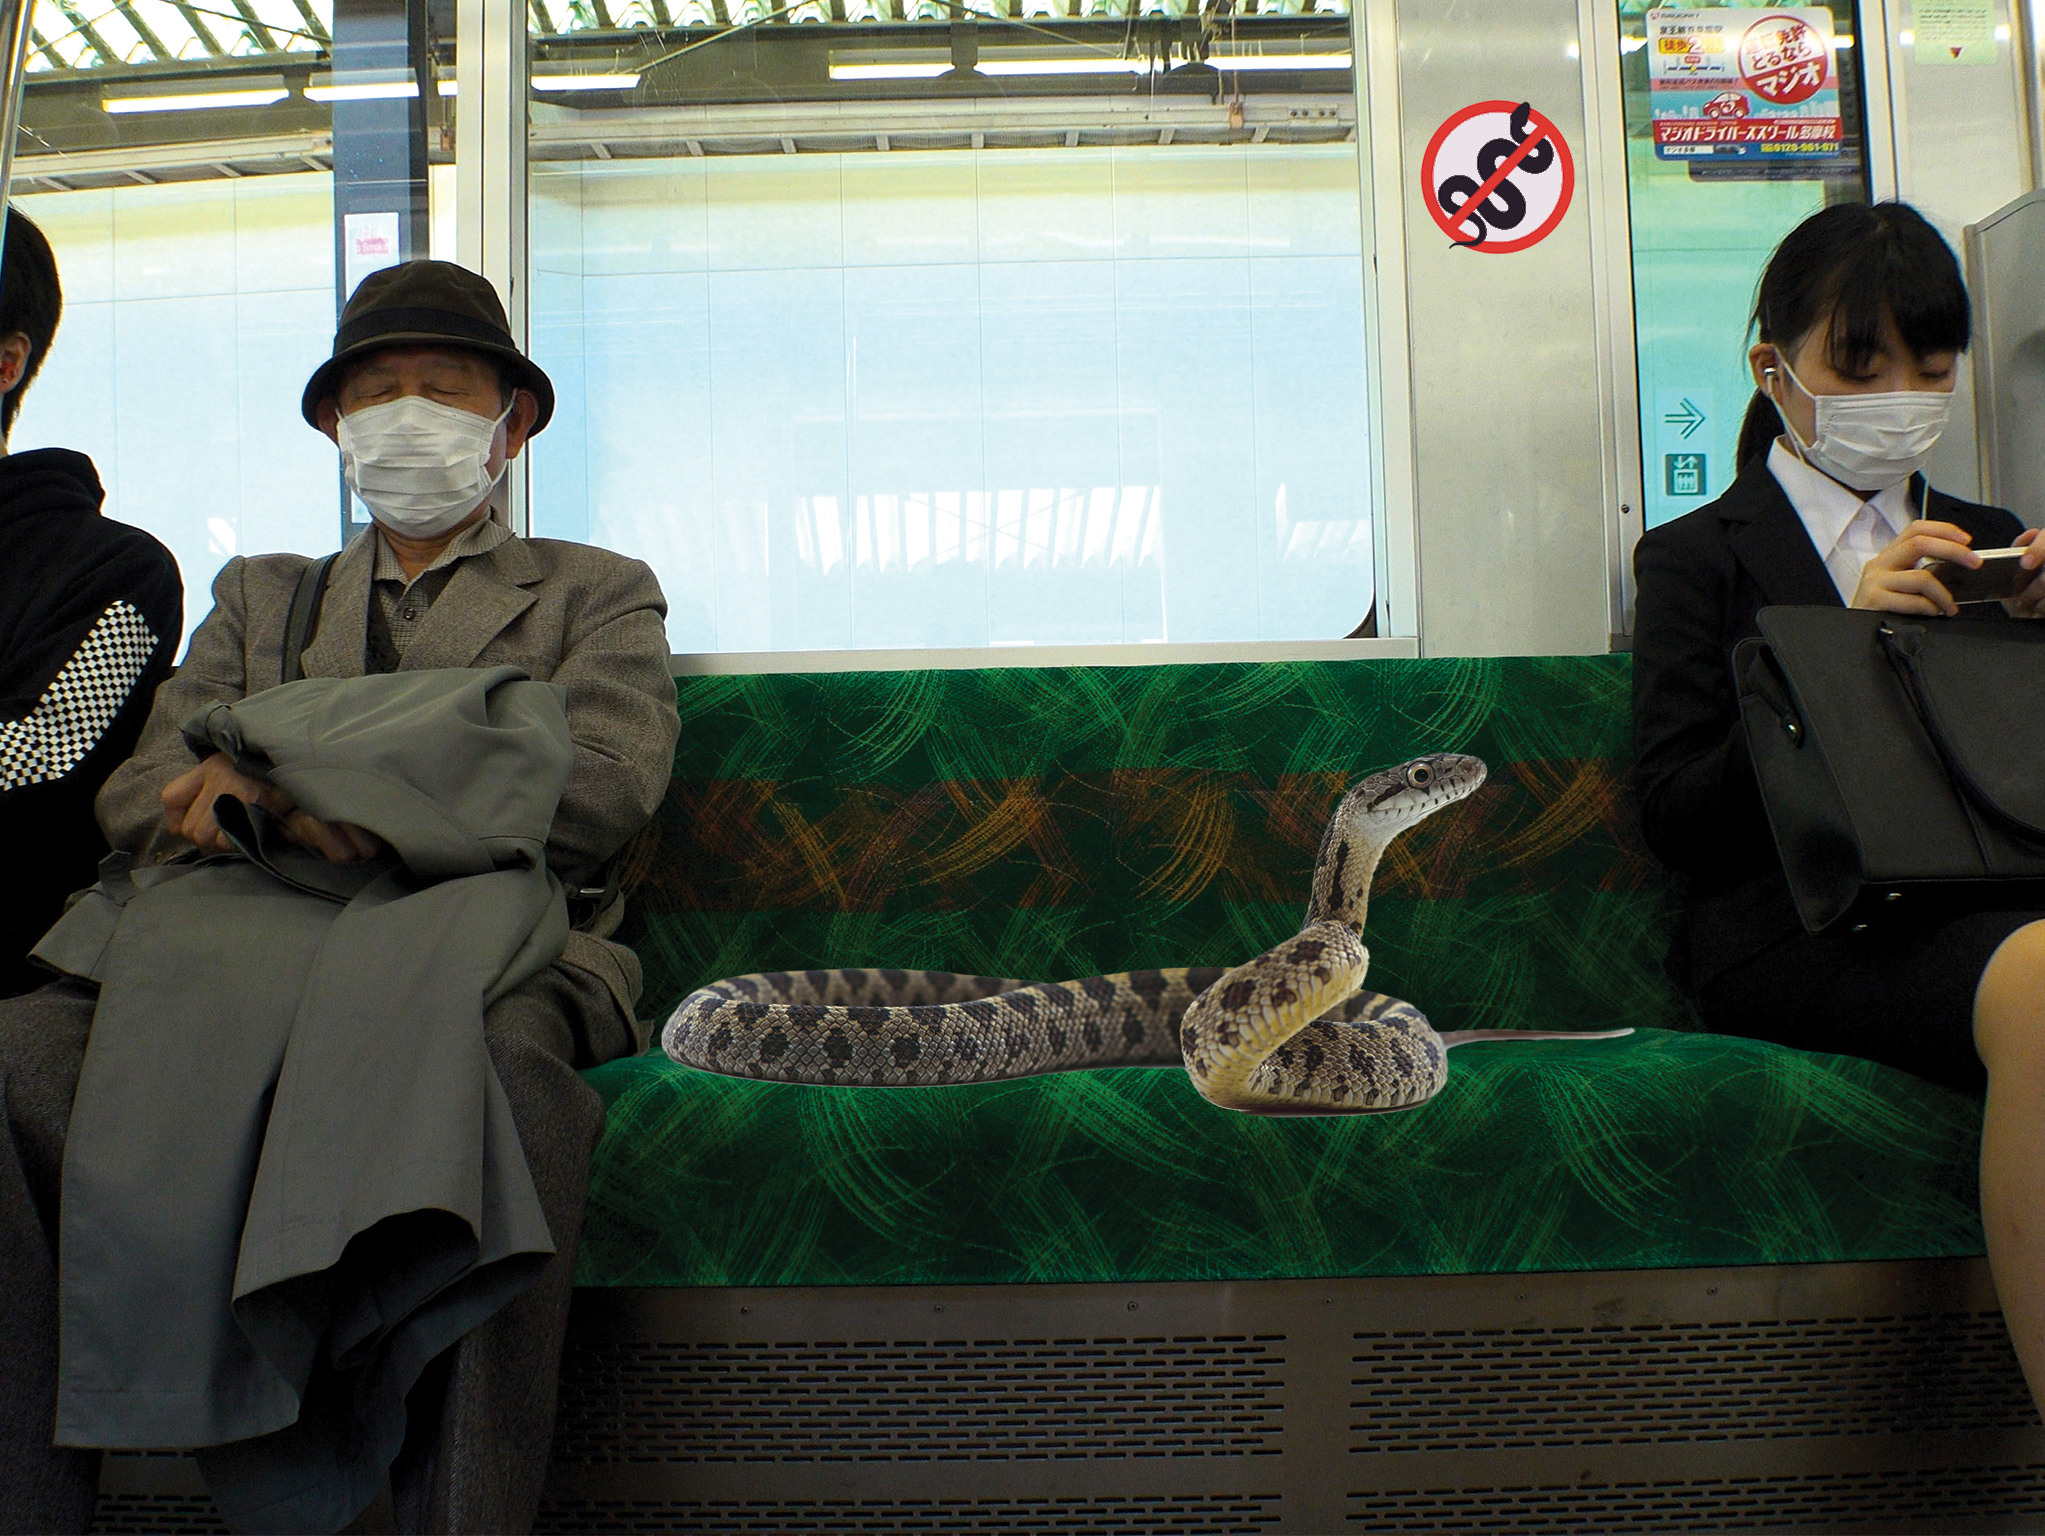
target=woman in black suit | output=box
[1631,200,2045,1409]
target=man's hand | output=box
[1852,520,1979,617]
[161,752,383,862]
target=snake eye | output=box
[1407,764,1433,789]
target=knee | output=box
[1975,921,2045,1079]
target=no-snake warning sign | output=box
[1422,100,1575,254]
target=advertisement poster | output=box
[1648,7,1843,166]
[343,211,402,301]
[1912,0,1997,64]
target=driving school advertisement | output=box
[1647,6,1843,164]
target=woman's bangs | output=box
[1823,216,1970,374]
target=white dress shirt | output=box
[1766,439,1923,605]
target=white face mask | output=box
[1770,356,1953,492]
[336,394,511,538]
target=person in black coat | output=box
[1632,199,2045,1417]
[0,208,181,996]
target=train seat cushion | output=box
[577,656,1985,1288]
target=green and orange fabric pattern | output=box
[578,656,1985,1289]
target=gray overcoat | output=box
[94,526,681,1046]
[37,667,576,1533]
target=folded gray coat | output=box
[34,665,574,1535]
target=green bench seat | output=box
[583,654,1988,1289]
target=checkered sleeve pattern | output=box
[0,600,160,792]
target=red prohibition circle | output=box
[1420,99,1577,255]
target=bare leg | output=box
[1972,920,2045,1415]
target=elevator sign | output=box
[1648,7,1843,163]
[1422,100,1576,254]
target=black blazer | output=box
[1630,452,2023,989]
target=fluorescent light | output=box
[103,86,287,113]
[1207,52,1352,70]
[532,72,641,90]
[830,60,949,80]
[978,57,1149,74]
[438,78,457,96]
[829,51,1349,80]
[305,79,419,102]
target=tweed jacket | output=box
[95,526,680,1042]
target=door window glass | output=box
[1618,0,1870,531]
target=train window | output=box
[1618,0,1871,530]
[8,0,455,652]
[525,0,1378,653]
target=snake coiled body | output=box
[664,754,1627,1114]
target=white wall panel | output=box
[1247,149,1367,258]
[232,287,342,557]
[705,154,846,272]
[976,149,1116,263]
[1250,253,1373,640]
[112,181,237,301]
[572,161,709,276]
[1111,145,1253,259]
[232,177,336,296]
[842,153,980,266]
[113,293,244,601]
[16,296,116,495]
[1116,253,1258,644]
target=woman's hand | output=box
[2007,527,2045,619]
[1851,520,1980,617]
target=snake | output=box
[662,753,1631,1114]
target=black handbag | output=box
[1732,606,2045,934]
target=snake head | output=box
[1307,754,1488,932]
[1351,753,1487,824]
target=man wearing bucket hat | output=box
[0,261,678,1535]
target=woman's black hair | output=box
[1736,200,1970,469]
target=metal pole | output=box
[457,0,527,532]
[0,0,38,277]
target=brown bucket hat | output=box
[300,259,554,434]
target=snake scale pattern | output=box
[663,753,1629,1115]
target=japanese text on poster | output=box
[1913,0,1997,65]
[1648,7,1842,164]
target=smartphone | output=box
[1924,547,2038,604]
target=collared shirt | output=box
[366,516,512,673]
[1767,439,1924,605]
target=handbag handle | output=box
[1734,636,1803,747]
[1879,622,2045,840]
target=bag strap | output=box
[280,552,339,687]
[566,859,622,933]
